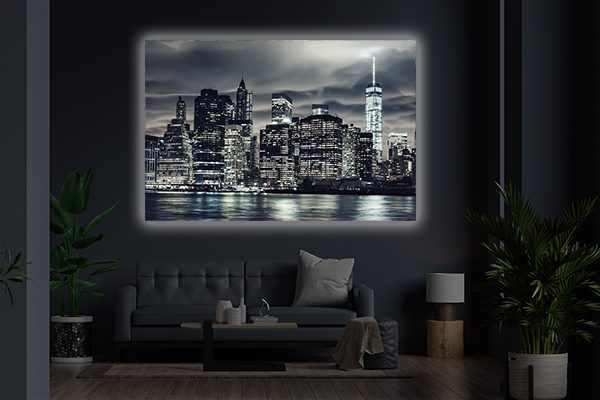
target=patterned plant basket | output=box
[508,352,568,400]
[51,315,93,363]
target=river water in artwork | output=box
[145,191,416,221]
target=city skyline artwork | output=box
[145,40,417,221]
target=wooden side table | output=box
[427,320,463,358]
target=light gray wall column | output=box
[0,0,50,398]
[26,0,50,398]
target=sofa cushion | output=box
[292,250,354,308]
[132,306,216,326]
[137,260,244,307]
[245,260,354,308]
[246,306,356,326]
[245,261,298,308]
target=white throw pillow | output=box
[291,250,354,308]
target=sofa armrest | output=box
[351,284,374,317]
[115,284,137,342]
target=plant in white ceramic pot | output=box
[49,169,124,362]
[463,182,600,400]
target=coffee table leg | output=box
[202,319,285,371]
[203,319,214,371]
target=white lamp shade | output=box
[426,273,465,303]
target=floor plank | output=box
[351,379,391,400]
[329,378,366,400]
[373,378,417,400]
[403,356,488,400]
[193,379,221,400]
[307,379,341,400]
[143,379,176,400]
[118,379,155,400]
[428,357,504,400]
[396,356,448,399]
[168,379,200,400]
[265,379,292,400]
[218,378,243,400]
[243,379,267,400]
[286,378,317,400]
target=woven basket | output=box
[508,352,568,400]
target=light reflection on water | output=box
[145,192,416,221]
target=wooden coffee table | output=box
[181,319,297,371]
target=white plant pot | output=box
[215,300,233,324]
[508,352,568,400]
[226,307,242,325]
[51,315,93,363]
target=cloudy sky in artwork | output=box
[145,40,416,149]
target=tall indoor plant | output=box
[464,182,600,400]
[49,169,123,362]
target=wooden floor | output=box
[50,354,505,400]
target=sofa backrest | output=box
[137,260,244,307]
[244,260,353,308]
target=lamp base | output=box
[434,303,456,321]
[427,320,463,358]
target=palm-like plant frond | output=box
[464,181,600,354]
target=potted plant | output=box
[463,182,600,400]
[0,244,32,305]
[49,169,124,363]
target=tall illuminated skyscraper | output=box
[156,97,193,185]
[176,96,186,120]
[299,106,343,181]
[235,77,253,122]
[233,77,254,184]
[271,93,293,124]
[365,56,383,163]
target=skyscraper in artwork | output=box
[365,56,383,163]
[232,76,254,184]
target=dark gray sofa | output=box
[114,260,374,357]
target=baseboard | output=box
[484,345,504,361]
[397,344,489,356]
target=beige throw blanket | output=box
[331,316,384,370]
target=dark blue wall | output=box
[49,0,488,356]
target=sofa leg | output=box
[112,344,124,363]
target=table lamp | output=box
[426,273,465,357]
[426,273,465,320]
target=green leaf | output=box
[66,256,88,265]
[76,279,97,288]
[59,171,85,214]
[59,267,80,275]
[72,233,104,250]
[50,220,64,235]
[49,281,68,291]
[83,204,116,236]
[50,194,72,228]
[80,258,123,269]
[61,227,74,247]
[12,252,21,268]
[90,266,124,276]
[50,245,69,269]
[71,225,86,242]
[82,169,93,212]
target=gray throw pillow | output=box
[291,250,354,308]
